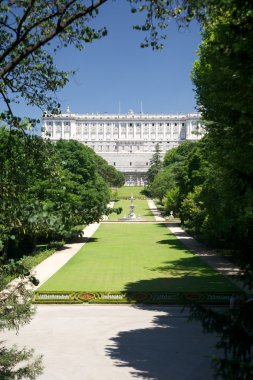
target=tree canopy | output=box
[147,143,163,185]
[0,128,123,258]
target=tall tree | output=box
[55,139,111,227]
[147,143,163,185]
[149,167,175,204]
[191,0,253,254]
[189,3,253,379]
[0,126,67,257]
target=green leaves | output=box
[0,128,113,257]
[147,143,163,185]
[0,0,109,118]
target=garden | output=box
[34,217,242,304]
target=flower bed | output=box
[33,290,245,305]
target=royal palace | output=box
[42,109,204,185]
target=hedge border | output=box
[33,290,245,305]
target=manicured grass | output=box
[113,186,146,199]
[109,199,154,221]
[38,223,239,293]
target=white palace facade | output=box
[42,109,205,185]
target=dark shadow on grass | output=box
[155,222,181,228]
[156,238,193,252]
[66,236,99,245]
[149,257,220,277]
[83,237,99,244]
[123,274,233,293]
[155,224,206,255]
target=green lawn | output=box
[38,223,239,293]
[108,199,154,221]
[113,186,146,199]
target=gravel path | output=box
[2,305,218,380]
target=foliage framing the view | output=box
[0,1,252,379]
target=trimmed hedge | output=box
[33,290,245,305]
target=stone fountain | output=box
[119,193,142,221]
[128,193,137,220]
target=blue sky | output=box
[3,1,202,122]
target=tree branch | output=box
[0,0,108,79]
[16,0,36,40]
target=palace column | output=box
[95,122,98,140]
[119,122,121,139]
[170,123,173,141]
[88,123,91,140]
